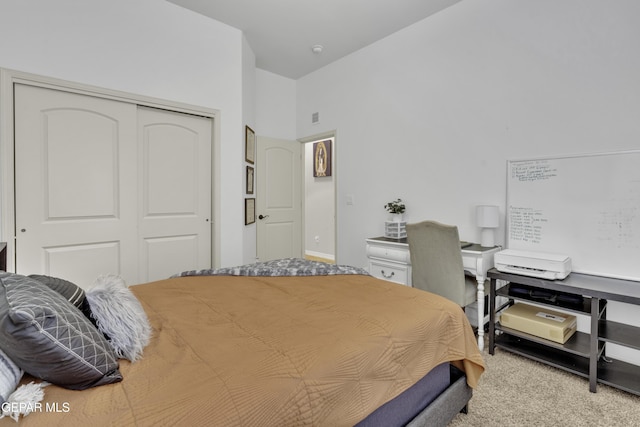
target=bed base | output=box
[406,365,472,427]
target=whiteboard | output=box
[506,151,640,281]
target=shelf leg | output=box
[489,278,496,355]
[589,297,599,393]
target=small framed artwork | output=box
[246,166,254,194]
[245,198,255,225]
[313,140,332,177]
[245,125,255,164]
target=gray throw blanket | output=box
[173,257,369,278]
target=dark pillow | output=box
[0,272,122,390]
[28,274,94,321]
[27,274,85,308]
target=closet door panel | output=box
[137,107,212,282]
[46,109,118,218]
[14,84,138,287]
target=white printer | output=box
[494,249,572,280]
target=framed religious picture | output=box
[246,166,254,194]
[245,125,255,164]
[244,198,255,225]
[313,140,332,177]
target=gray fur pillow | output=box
[86,275,151,362]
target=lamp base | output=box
[480,228,495,247]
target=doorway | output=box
[254,133,337,264]
[302,135,336,264]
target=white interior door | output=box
[14,84,138,287]
[256,137,302,261]
[14,84,212,287]
[137,107,212,282]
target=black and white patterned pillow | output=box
[0,273,122,390]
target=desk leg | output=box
[488,278,496,355]
[476,275,486,351]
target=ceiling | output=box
[167,0,463,79]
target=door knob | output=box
[258,214,269,220]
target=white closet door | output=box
[14,84,138,287]
[14,85,213,287]
[137,107,212,282]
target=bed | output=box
[0,259,484,426]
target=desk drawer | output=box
[368,260,410,286]
[366,245,410,264]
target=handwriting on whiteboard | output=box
[511,160,558,182]
[509,206,548,245]
[597,183,640,249]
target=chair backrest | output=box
[406,220,467,306]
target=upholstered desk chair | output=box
[406,220,477,308]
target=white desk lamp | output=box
[476,205,499,247]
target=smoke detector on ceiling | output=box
[311,45,323,54]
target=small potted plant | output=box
[384,198,405,222]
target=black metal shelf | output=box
[495,334,640,396]
[495,322,595,358]
[494,334,590,378]
[598,320,640,351]
[597,357,640,396]
[496,283,603,317]
[488,268,640,396]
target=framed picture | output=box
[313,140,332,177]
[246,166,254,194]
[245,198,255,225]
[245,125,255,164]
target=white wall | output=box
[296,0,640,270]
[0,0,247,268]
[256,70,297,141]
[242,35,257,264]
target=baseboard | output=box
[304,251,335,264]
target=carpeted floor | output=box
[448,346,640,426]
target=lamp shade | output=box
[476,205,499,228]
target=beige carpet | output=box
[448,346,640,426]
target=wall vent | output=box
[311,112,319,124]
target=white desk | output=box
[365,236,501,350]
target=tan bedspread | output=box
[12,274,484,427]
